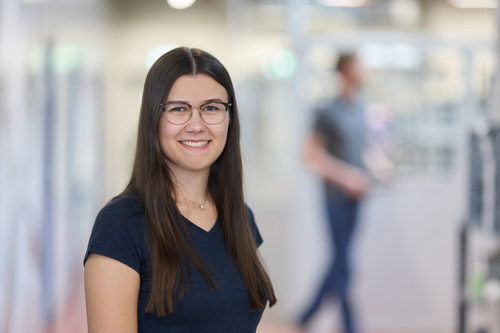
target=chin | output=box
[181,161,213,173]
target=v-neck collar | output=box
[183,216,220,241]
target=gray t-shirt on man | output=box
[314,95,367,200]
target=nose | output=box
[185,107,206,133]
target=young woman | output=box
[84,47,276,332]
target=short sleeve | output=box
[245,205,263,247]
[314,109,342,155]
[314,109,329,134]
[84,196,146,274]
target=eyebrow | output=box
[165,98,226,105]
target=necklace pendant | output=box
[200,204,206,211]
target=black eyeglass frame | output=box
[159,101,232,125]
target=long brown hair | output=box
[120,47,276,316]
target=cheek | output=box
[158,119,176,156]
[210,122,229,154]
[219,120,230,145]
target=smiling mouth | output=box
[180,140,211,148]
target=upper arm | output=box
[303,132,329,171]
[304,132,325,156]
[304,109,342,165]
[85,253,140,333]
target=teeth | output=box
[181,141,209,147]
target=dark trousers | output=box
[300,197,360,333]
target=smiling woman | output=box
[158,75,230,175]
[83,47,276,333]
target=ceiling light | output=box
[260,48,297,80]
[389,0,421,27]
[315,0,368,7]
[167,0,196,10]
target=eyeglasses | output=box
[160,100,231,125]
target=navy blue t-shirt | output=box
[84,195,264,332]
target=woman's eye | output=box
[170,107,188,112]
[203,105,220,111]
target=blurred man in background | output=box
[299,53,370,333]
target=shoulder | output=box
[244,204,263,247]
[244,204,258,230]
[314,104,341,136]
[244,204,255,219]
[91,195,147,243]
[315,98,342,121]
[327,97,345,115]
[85,195,147,272]
[97,195,145,222]
[93,195,146,232]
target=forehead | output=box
[167,74,228,102]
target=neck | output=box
[167,163,210,203]
[339,78,359,103]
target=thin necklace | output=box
[181,194,207,211]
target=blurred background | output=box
[1,0,500,332]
